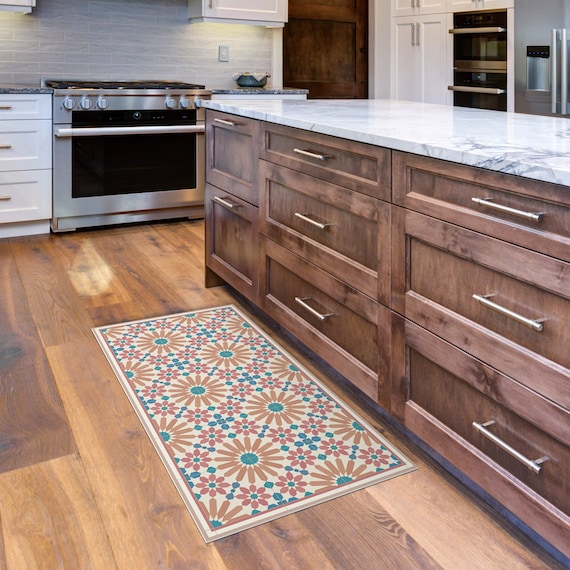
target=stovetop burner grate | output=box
[45,79,206,90]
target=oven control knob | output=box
[96,96,109,110]
[165,96,177,109]
[80,96,93,110]
[179,96,190,109]
[62,96,76,110]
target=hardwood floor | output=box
[0,219,564,569]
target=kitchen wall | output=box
[0,0,274,88]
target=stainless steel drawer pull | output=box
[471,197,543,222]
[213,196,240,209]
[214,117,237,127]
[294,212,331,230]
[0,144,12,149]
[0,195,12,201]
[294,296,334,321]
[0,105,12,110]
[473,420,549,474]
[472,294,545,331]
[293,148,331,161]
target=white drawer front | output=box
[0,120,51,171]
[0,94,51,120]
[0,169,51,222]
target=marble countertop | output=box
[0,85,52,94]
[211,88,308,95]
[198,98,570,187]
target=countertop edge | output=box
[197,99,570,188]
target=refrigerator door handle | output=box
[562,29,568,115]
[552,29,558,115]
[550,29,560,115]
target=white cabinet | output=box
[392,0,446,17]
[0,94,52,238]
[391,14,451,105]
[447,0,513,12]
[188,0,287,26]
[0,0,35,13]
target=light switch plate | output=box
[218,45,230,62]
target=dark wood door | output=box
[283,0,368,99]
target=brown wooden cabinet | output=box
[258,125,394,408]
[204,110,260,301]
[204,110,570,558]
[260,237,390,403]
[391,152,570,558]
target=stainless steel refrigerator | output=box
[515,0,570,116]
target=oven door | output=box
[52,123,205,231]
[449,69,507,111]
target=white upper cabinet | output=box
[0,0,35,13]
[188,0,287,26]
[447,0,513,12]
[391,13,451,105]
[392,0,446,17]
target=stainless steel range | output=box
[45,79,211,232]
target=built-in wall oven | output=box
[449,11,508,111]
[45,80,211,232]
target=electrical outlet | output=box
[218,45,230,62]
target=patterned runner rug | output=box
[93,305,416,542]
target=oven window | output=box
[454,33,507,65]
[72,133,197,198]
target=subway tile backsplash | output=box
[0,0,273,88]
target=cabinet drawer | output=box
[262,123,391,201]
[205,184,258,303]
[392,207,570,409]
[206,110,259,205]
[0,120,52,171]
[397,319,569,556]
[261,237,391,406]
[393,151,570,263]
[0,94,51,121]
[259,160,389,303]
[0,169,51,223]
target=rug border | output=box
[92,304,417,543]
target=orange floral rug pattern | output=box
[93,305,416,542]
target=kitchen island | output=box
[198,98,569,564]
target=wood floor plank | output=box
[129,220,231,307]
[9,236,95,348]
[0,509,6,570]
[0,242,76,474]
[46,339,228,570]
[0,454,117,569]
[215,516,338,570]
[365,461,557,570]
[295,490,442,570]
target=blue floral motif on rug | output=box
[93,305,416,542]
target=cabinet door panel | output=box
[0,169,51,222]
[393,151,570,263]
[261,237,389,405]
[205,184,258,302]
[396,318,569,558]
[259,160,389,302]
[406,325,569,516]
[0,120,51,171]
[206,111,259,205]
[392,206,570,408]
[262,123,391,200]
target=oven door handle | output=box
[449,27,506,34]
[448,85,506,95]
[54,124,205,137]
